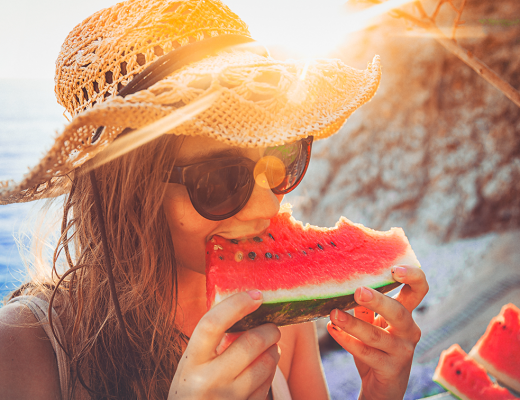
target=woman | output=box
[0,0,428,399]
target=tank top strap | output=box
[8,295,71,400]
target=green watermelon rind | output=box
[243,278,396,305]
[226,281,402,332]
[431,379,464,400]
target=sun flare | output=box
[226,0,416,58]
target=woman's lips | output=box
[210,227,269,242]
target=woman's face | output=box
[163,135,283,275]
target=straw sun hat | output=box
[0,0,381,205]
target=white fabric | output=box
[272,365,293,400]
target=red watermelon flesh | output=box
[433,344,518,400]
[469,304,520,393]
[206,204,420,332]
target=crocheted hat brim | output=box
[0,51,381,205]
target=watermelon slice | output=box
[206,204,420,332]
[469,304,520,393]
[433,344,518,400]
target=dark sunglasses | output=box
[165,136,313,220]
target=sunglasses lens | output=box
[253,156,286,190]
[193,165,252,217]
[266,139,310,194]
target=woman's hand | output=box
[327,265,428,400]
[168,291,281,400]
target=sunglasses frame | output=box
[165,136,313,220]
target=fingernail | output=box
[334,309,347,322]
[247,290,262,300]
[392,266,407,277]
[357,287,373,302]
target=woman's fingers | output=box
[216,332,243,356]
[391,265,429,313]
[188,291,263,364]
[326,270,428,398]
[327,321,390,370]
[247,378,275,400]
[353,286,414,333]
[237,344,280,400]
[215,323,281,377]
[354,306,374,324]
[331,309,394,353]
[169,291,280,400]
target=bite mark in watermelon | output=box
[205,204,420,332]
[469,303,520,393]
[433,344,518,400]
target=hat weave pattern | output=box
[55,0,250,117]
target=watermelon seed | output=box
[275,254,279,260]
[269,233,275,241]
[253,236,263,242]
[503,325,507,330]
[317,243,324,250]
[214,245,223,251]
[455,370,461,375]
[219,255,224,261]
[235,251,244,262]
[287,253,292,258]
[265,252,272,259]
[330,241,337,247]
[248,252,257,260]
[302,250,307,255]
[231,239,239,244]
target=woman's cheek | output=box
[163,185,189,222]
[163,185,218,273]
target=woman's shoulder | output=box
[0,300,62,399]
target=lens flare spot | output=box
[254,156,286,189]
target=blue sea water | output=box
[0,78,64,300]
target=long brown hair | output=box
[10,133,186,399]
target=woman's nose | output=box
[234,176,282,222]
